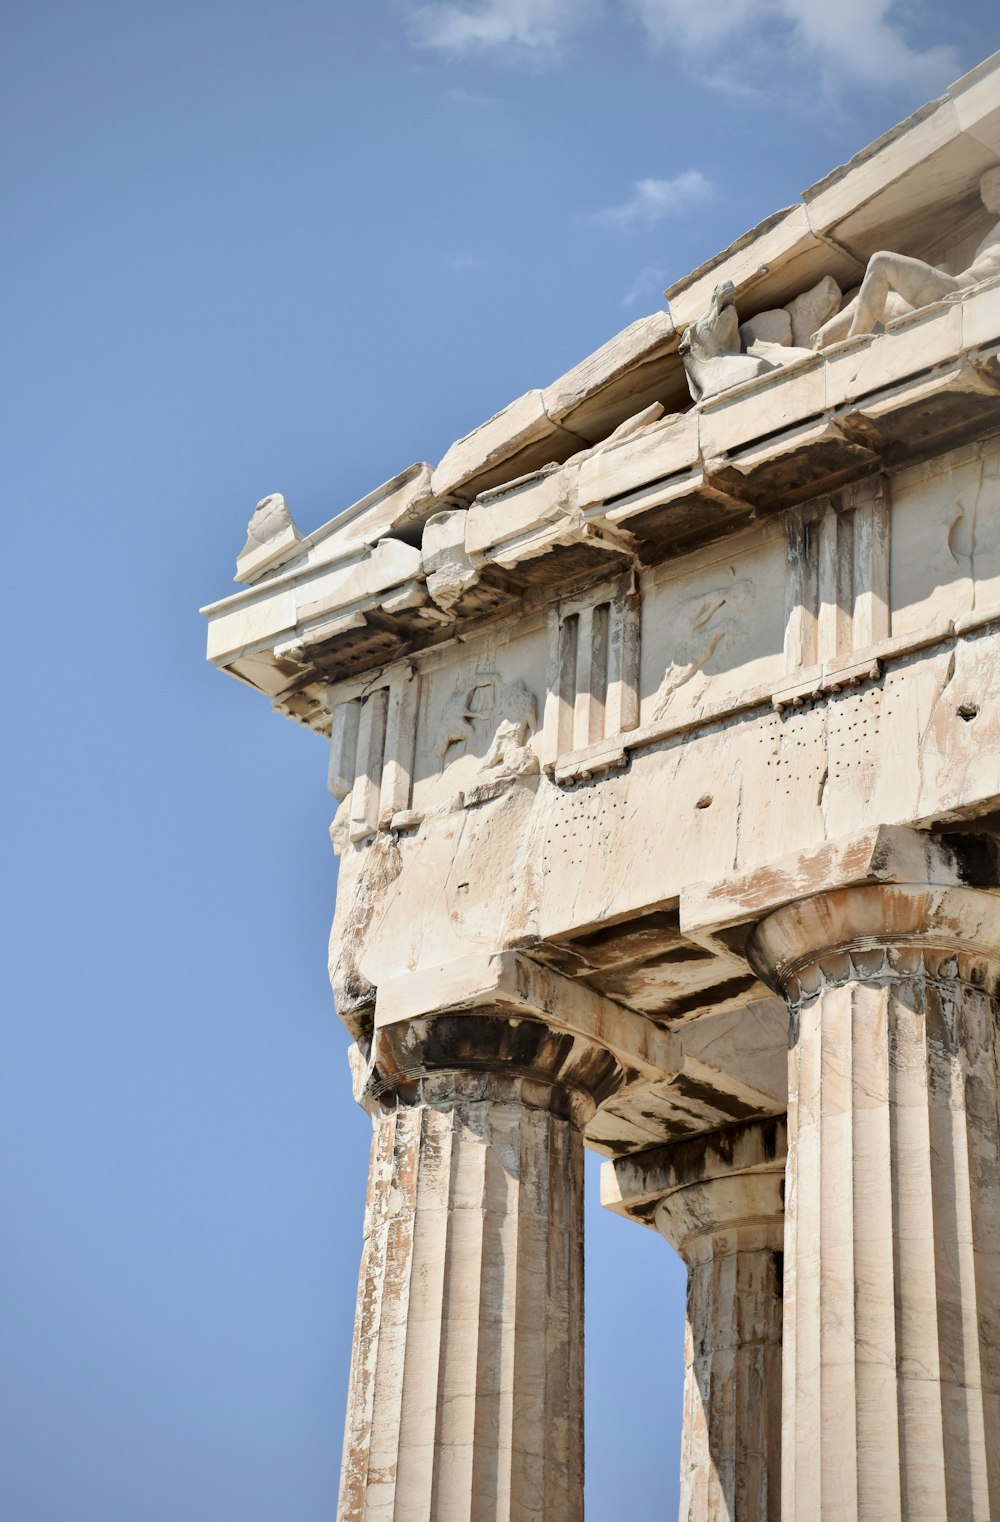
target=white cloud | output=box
[592,170,715,230]
[407,0,959,96]
[625,0,959,95]
[621,264,671,306]
[410,0,601,57]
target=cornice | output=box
[202,285,1000,735]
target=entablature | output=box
[205,58,1000,1164]
[203,282,1000,740]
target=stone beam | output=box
[371,949,676,1083]
[681,824,966,946]
[370,952,791,1163]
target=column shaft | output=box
[657,1166,783,1522]
[750,886,1000,1522]
[338,1070,586,1522]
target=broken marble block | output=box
[421,508,479,611]
[785,275,842,348]
[236,493,304,584]
[739,308,792,349]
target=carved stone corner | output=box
[421,508,480,611]
[235,493,304,584]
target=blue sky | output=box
[4,3,998,1519]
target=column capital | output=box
[747,881,1000,1004]
[603,1115,787,1223]
[605,1120,786,1263]
[346,948,692,1123]
[355,1010,623,1126]
[654,1169,785,1265]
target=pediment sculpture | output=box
[679,279,830,403]
[812,167,1000,347]
[681,166,1000,403]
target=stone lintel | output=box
[431,390,589,504]
[372,949,675,1082]
[600,1116,788,1226]
[541,310,679,443]
[681,824,965,945]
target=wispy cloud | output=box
[591,171,715,230]
[448,85,498,105]
[621,264,671,307]
[625,0,959,96]
[406,0,959,97]
[409,0,601,59]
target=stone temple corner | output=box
[203,50,1000,1521]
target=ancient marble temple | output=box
[204,54,1000,1522]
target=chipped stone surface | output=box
[235,493,303,584]
[305,463,436,565]
[739,307,792,349]
[338,1071,587,1522]
[541,310,678,443]
[784,274,842,347]
[420,508,478,610]
[431,389,587,503]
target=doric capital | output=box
[748,881,1000,1006]
[345,947,702,1124]
[603,1116,787,1262]
[654,1169,785,1265]
[352,1012,623,1127]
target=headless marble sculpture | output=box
[679,281,773,402]
[813,166,1000,347]
[679,280,817,403]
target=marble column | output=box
[654,1128,784,1522]
[337,1011,621,1522]
[749,882,1000,1522]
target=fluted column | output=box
[654,1128,784,1522]
[749,882,1000,1522]
[337,1011,621,1522]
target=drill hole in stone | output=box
[958,704,980,722]
[695,794,713,810]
